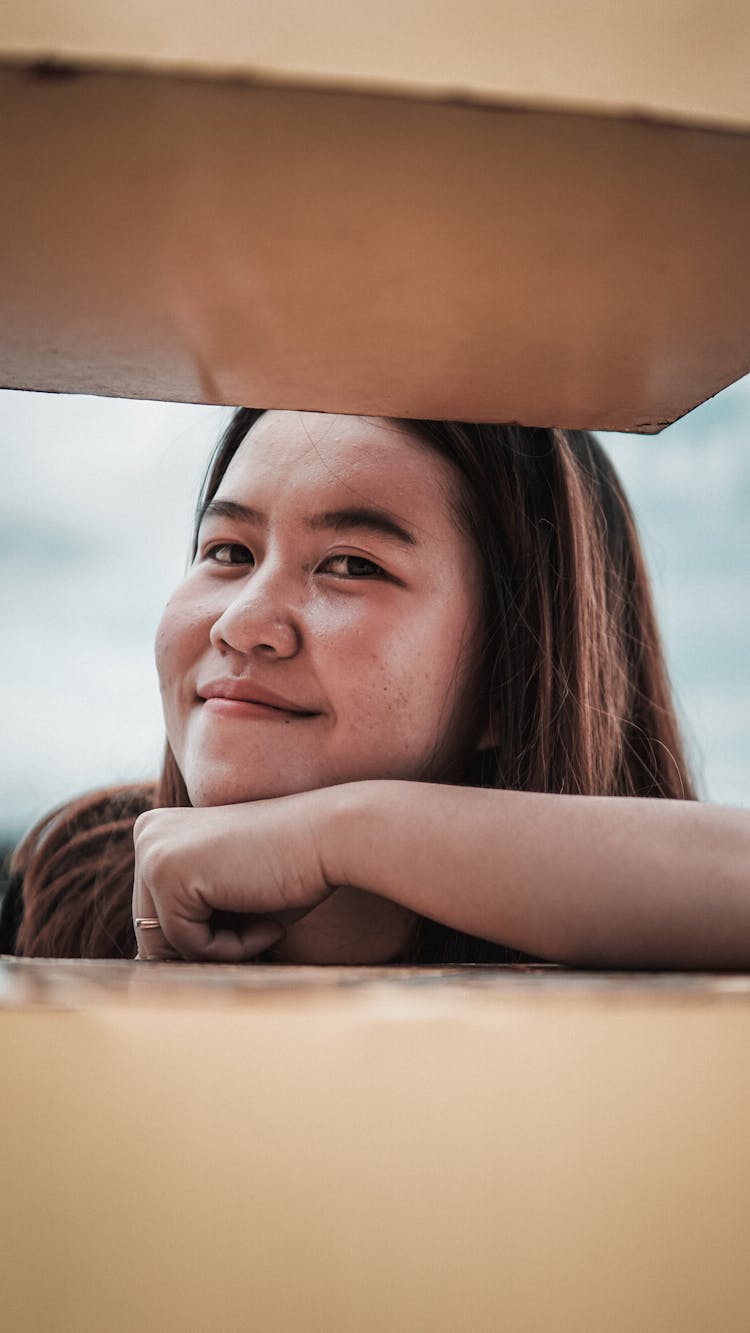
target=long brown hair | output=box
[13,411,696,959]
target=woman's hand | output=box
[133,780,750,969]
[132,794,334,962]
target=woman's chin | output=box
[184,771,327,807]
[188,784,290,807]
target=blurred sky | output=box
[1,382,748,841]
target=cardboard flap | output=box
[3,3,750,427]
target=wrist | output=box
[315,779,395,895]
[275,781,415,965]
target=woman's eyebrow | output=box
[200,499,261,526]
[202,499,417,547]
[308,507,417,546]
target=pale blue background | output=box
[1,380,748,841]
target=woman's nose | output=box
[208,567,302,660]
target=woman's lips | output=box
[197,679,321,718]
[201,697,318,720]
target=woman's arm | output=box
[324,783,750,968]
[133,782,750,968]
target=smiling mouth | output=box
[200,696,320,719]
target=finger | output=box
[132,868,181,962]
[184,918,286,964]
[133,914,181,962]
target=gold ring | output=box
[134,917,162,930]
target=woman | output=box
[3,410,747,965]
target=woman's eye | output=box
[205,542,254,566]
[320,554,385,579]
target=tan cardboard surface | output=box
[4,0,750,130]
[3,959,750,1332]
[3,67,750,428]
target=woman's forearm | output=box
[321,782,750,968]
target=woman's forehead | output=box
[215,411,461,528]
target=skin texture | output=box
[153,411,490,962]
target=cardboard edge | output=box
[5,50,750,138]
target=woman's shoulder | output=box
[8,782,157,958]
[12,782,157,866]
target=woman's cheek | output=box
[155,607,183,697]
[154,586,205,714]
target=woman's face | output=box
[156,411,488,807]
